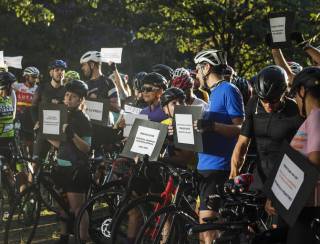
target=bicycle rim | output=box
[4,186,41,244]
[111,194,163,243]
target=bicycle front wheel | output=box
[3,186,41,244]
[135,205,199,244]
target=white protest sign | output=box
[130,126,160,156]
[124,104,142,115]
[123,113,148,137]
[0,51,4,67]
[101,48,123,63]
[271,154,304,210]
[270,17,286,43]
[43,110,60,135]
[4,56,23,69]
[85,100,104,121]
[175,114,194,144]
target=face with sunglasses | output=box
[259,97,282,113]
[141,84,162,104]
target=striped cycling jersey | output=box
[0,96,14,138]
[12,82,37,112]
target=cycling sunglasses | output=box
[141,86,159,93]
[260,98,280,104]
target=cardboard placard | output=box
[263,141,319,226]
[173,105,203,152]
[268,12,295,48]
[85,98,109,126]
[121,119,167,161]
[39,104,67,140]
[124,104,143,115]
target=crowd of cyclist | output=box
[0,30,320,244]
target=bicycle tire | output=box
[135,205,199,244]
[111,194,163,243]
[74,180,126,244]
[3,185,41,244]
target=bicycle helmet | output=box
[65,79,88,98]
[194,49,227,66]
[0,72,16,90]
[80,51,101,64]
[133,72,147,91]
[23,66,40,77]
[151,64,173,82]
[160,87,186,108]
[142,72,168,90]
[64,70,80,81]
[287,61,303,75]
[172,75,193,90]
[291,66,320,94]
[48,60,67,70]
[231,76,252,104]
[254,65,287,101]
[172,68,190,79]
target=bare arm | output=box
[308,151,320,166]
[305,45,320,66]
[271,48,295,86]
[112,68,129,99]
[48,139,60,148]
[229,135,251,178]
[72,134,91,153]
[214,117,244,138]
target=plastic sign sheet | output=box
[270,17,286,43]
[85,98,109,126]
[123,113,148,137]
[130,126,160,156]
[271,154,304,210]
[39,104,67,140]
[268,12,295,48]
[43,110,60,135]
[263,141,319,226]
[0,51,4,67]
[121,119,168,161]
[175,114,194,145]
[101,48,123,64]
[4,56,23,69]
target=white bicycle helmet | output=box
[288,61,303,75]
[80,51,101,64]
[194,49,227,66]
[172,68,190,79]
[23,66,40,77]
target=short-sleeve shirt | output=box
[290,108,320,206]
[241,96,303,179]
[57,109,92,167]
[140,103,168,122]
[87,75,118,99]
[12,82,37,113]
[197,81,244,171]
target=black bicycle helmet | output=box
[65,79,88,98]
[291,66,320,95]
[142,72,168,90]
[254,65,287,101]
[48,59,67,70]
[0,72,16,90]
[151,64,173,82]
[160,87,186,108]
[133,72,147,91]
[231,76,252,105]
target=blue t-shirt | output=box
[198,81,244,171]
[140,103,168,122]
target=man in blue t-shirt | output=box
[194,49,244,243]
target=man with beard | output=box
[80,51,120,152]
[31,60,67,163]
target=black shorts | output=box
[53,165,90,193]
[198,170,229,211]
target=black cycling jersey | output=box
[87,75,118,99]
[241,96,303,182]
[57,109,92,165]
[31,82,66,122]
